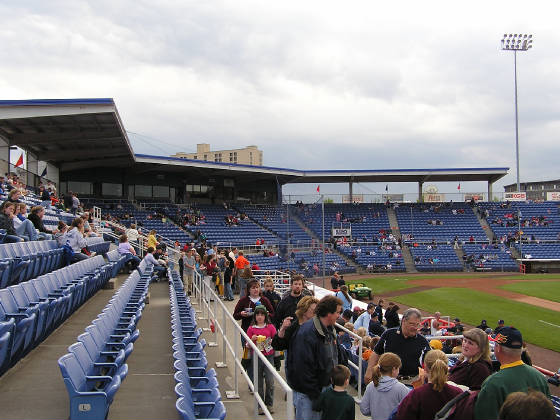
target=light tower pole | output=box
[500,33,533,193]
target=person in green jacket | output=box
[475,327,550,420]
[312,365,355,420]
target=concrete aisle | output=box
[0,274,128,420]
[109,280,178,420]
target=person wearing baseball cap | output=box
[494,319,505,334]
[475,327,550,420]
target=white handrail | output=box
[191,270,295,420]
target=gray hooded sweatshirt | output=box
[360,376,411,420]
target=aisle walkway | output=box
[109,280,178,419]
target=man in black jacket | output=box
[287,295,342,420]
[368,313,386,337]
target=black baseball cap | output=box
[491,326,523,349]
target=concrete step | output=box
[454,246,467,271]
[473,206,495,242]
[401,245,418,273]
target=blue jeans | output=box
[238,276,247,298]
[3,234,23,243]
[16,220,38,241]
[256,354,275,406]
[293,391,321,420]
[224,282,233,300]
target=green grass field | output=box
[500,281,560,303]
[391,288,560,352]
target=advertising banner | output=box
[504,192,526,201]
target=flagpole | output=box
[321,194,326,288]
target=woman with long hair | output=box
[394,350,462,420]
[360,352,410,420]
[233,279,275,335]
[448,328,492,390]
[335,285,353,312]
[272,295,319,351]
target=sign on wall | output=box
[546,192,560,201]
[504,192,527,201]
[332,228,351,237]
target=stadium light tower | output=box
[500,33,533,193]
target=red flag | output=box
[457,183,461,190]
[317,185,320,193]
[15,153,24,167]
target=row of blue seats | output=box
[106,249,130,278]
[169,271,225,420]
[58,260,152,420]
[0,240,65,289]
[0,256,112,375]
[85,237,111,255]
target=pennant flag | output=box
[316,185,320,193]
[41,166,47,177]
[15,153,24,167]
[385,184,388,192]
[457,183,461,190]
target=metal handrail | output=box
[191,270,295,420]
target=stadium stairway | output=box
[386,207,400,239]
[474,207,495,242]
[289,211,320,243]
[401,245,417,273]
[454,247,467,271]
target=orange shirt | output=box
[235,255,249,270]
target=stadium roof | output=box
[0,98,135,171]
[135,154,509,185]
[0,98,508,185]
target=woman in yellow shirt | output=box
[147,229,158,249]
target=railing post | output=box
[207,293,218,347]
[357,337,363,401]
[253,349,259,417]
[216,302,227,368]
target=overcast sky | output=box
[1,1,558,197]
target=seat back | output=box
[58,353,86,393]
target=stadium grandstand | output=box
[1,99,559,419]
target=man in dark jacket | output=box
[368,313,386,337]
[287,295,342,420]
[274,275,305,328]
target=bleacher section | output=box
[183,205,279,248]
[409,244,463,271]
[247,250,355,276]
[396,203,487,242]
[295,203,392,242]
[462,243,518,271]
[479,201,560,241]
[338,245,406,272]
[514,243,560,259]
[237,205,312,245]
